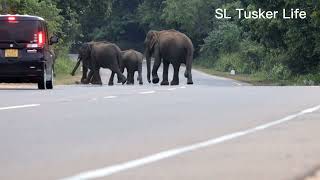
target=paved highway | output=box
[0,64,319,180]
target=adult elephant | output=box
[71,42,102,84]
[144,29,194,85]
[71,41,126,85]
[120,49,144,85]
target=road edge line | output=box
[0,104,40,111]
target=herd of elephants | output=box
[71,29,194,86]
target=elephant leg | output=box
[152,56,161,84]
[127,70,134,85]
[117,67,124,83]
[110,66,127,85]
[161,61,170,86]
[171,63,180,86]
[91,68,102,85]
[83,69,94,84]
[185,56,193,85]
[108,71,115,86]
[80,65,88,84]
[138,62,143,85]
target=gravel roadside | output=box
[305,171,320,180]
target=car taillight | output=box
[38,32,45,47]
[8,16,18,23]
[27,32,45,49]
[30,32,45,48]
[8,16,16,21]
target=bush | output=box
[295,73,320,85]
[214,53,252,74]
[239,39,265,72]
[55,53,76,76]
[200,22,241,58]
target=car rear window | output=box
[0,20,41,43]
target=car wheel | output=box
[38,66,46,90]
[46,68,54,89]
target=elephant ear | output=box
[149,31,159,51]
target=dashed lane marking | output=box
[233,82,242,86]
[104,96,117,99]
[139,91,156,94]
[61,104,320,180]
[0,104,40,111]
[88,98,98,102]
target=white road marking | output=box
[61,104,320,180]
[167,88,176,91]
[233,82,242,86]
[89,98,98,102]
[104,96,117,99]
[58,99,73,102]
[0,104,40,111]
[180,86,186,89]
[139,91,156,94]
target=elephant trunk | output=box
[71,58,81,76]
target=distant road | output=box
[0,61,319,180]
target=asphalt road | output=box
[0,64,320,180]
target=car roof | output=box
[0,14,45,21]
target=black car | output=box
[0,15,58,89]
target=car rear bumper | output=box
[0,61,44,83]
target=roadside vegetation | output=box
[1,0,320,85]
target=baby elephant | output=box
[120,50,144,85]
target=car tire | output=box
[38,65,46,90]
[46,68,54,89]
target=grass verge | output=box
[194,65,296,86]
[55,55,81,85]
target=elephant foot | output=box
[82,79,90,84]
[170,80,179,86]
[160,80,169,86]
[139,81,143,85]
[108,81,114,86]
[91,80,103,85]
[126,81,134,85]
[117,79,122,83]
[184,71,188,78]
[75,81,81,84]
[81,78,88,84]
[187,80,194,85]
[152,77,160,84]
[121,77,127,85]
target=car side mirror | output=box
[49,36,59,45]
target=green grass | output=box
[194,65,300,86]
[54,55,81,85]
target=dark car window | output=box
[0,20,40,43]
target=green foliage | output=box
[201,22,241,57]
[0,0,63,35]
[1,0,320,84]
[54,53,75,75]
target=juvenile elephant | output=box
[71,41,126,85]
[120,50,144,85]
[144,29,194,85]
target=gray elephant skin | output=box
[144,29,194,85]
[71,42,101,84]
[120,50,144,85]
[71,41,126,85]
